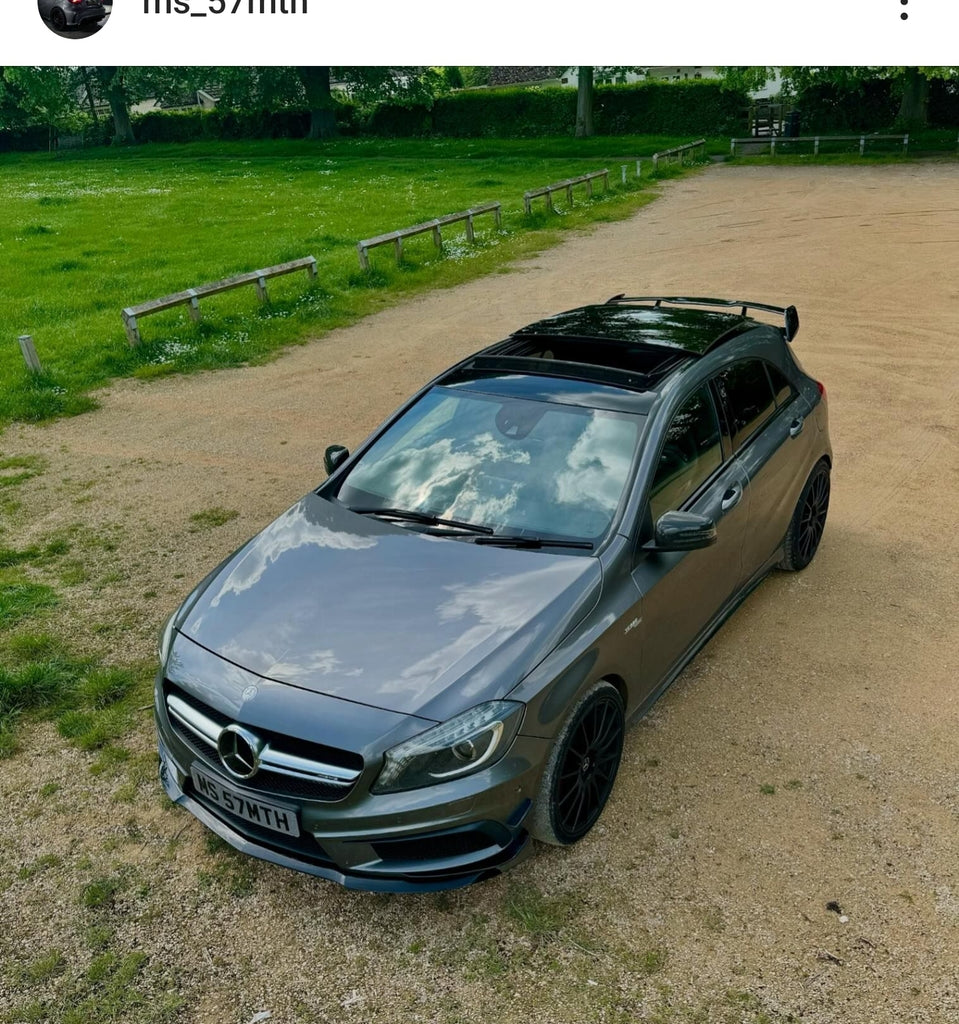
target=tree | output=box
[575,66,645,138]
[94,68,136,145]
[0,66,202,142]
[297,67,338,139]
[215,66,442,140]
[719,66,959,130]
[576,67,594,138]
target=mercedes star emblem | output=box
[216,724,264,780]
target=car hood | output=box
[177,493,602,721]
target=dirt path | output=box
[2,162,958,1023]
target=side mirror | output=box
[647,510,717,551]
[324,445,350,476]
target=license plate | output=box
[191,765,300,837]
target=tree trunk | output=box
[896,67,929,130]
[575,66,594,138]
[81,68,99,123]
[297,66,338,139]
[96,67,135,145]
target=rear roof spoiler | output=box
[605,295,800,343]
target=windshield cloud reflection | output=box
[340,390,640,541]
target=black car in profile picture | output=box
[38,0,109,34]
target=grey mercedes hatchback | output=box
[156,296,831,891]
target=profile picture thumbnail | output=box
[38,0,112,36]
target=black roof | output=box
[446,299,795,403]
[511,304,754,357]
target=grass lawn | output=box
[0,135,721,428]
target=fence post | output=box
[653,153,659,172]
[903,134,909,154]
[464,215,474,244]
[186,288,201,322]
[814,137,820,156]
[255,276,269,303]
[730,139,736,156]
[122,311,141,347]
[636,159,641,177]
[432,220,443,248]
[771,137,776,156]
[357,243,370,271]
[394,236,403,261]
[621,165,627,184]
[18,335,43,374]
[493,204,502,229]
[860,135,865,156]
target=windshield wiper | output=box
[473,536,594,550]
[348,507,494,535]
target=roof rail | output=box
[604,295,800,342]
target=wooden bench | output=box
[523,169,609,214]
[357,202,502,270]
[730,134,909,157]
[651,139,706,171]
[121,255,318,347]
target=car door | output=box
[629,384,750,701]
[712,359,812,579]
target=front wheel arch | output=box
[527,679,625,847]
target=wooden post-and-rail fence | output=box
[730,134,910,157]
[523,169,610,214]
[357,202,502,270]
[651,139,706,171]
[121,256,318,347]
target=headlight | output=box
[158,613,176,667]
[373,701,524,794]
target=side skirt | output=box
[626,553,781,727]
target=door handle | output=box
[789,416,805,438]
[721,483,743,511]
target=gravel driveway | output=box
[1,162,957,1024]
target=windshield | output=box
[336,386,643,543]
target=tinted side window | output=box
[766,363,795,407]
[649,386,722,522]
[713,360,776,450]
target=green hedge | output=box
[126,105,358,144]
[929,78,959,128]
[21,80,750,151]
[425,81,745,139]
[795,77,959,133]
[431,87,576,137]
[594,81,745,136]
[793,80,898,133]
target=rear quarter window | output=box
[766,363,796,407]
[713,360,777,450]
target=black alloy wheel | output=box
[50,6,67,28]
[781,459,830,571]
[529,681,625,846]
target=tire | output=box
[528,680,625,846]
[780,458,830,571]
[50,7,67,28]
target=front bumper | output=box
[157,720,544,892]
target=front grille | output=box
[164,681,362,803]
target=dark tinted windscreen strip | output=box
[462,355,651,393]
